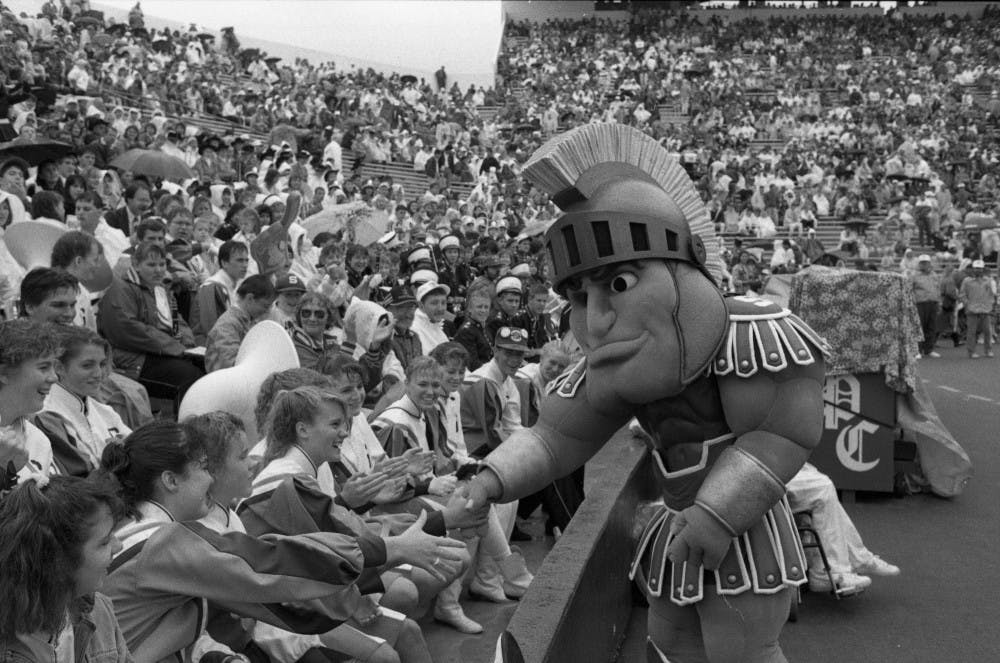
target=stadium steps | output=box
[354,159,475,202]
[658,100,688,127]
[476,105,501,123]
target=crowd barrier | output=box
[500,430,656,663]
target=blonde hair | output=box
[263,386,349,463]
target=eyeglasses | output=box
[497,327,527,343]
[300,309,328,319]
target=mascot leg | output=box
[695,589,790,663]
[646,588,790,663]
[646,594,710,663]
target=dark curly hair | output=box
[0,475,124,640]
[99,420,207,519]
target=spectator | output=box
[410,281,450,355]
[97,241,202,400]
[910,255,942,358]
[0,475,131,663]
[788,463,900,595]
[204,275,276,372]
[958,259,996,358]
[0,318,59,476]
[191,239,250,342]
[104,183,151,237]
[37,326,131,474]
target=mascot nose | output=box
[585,288,617,339]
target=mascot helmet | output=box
[523,124,722,295]
[523,124,727,387]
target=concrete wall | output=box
[502,431,657,663]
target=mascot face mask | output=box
[565,259,683,406]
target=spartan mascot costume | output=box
[467,124,828,663]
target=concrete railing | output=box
[501,431,657,663]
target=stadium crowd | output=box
[0,1,986,661]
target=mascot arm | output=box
[668,360,825,569]
[480,382,630,503]
[704,359,825,528]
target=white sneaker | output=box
[433,605,483,634]
[928,351,941,358]
[855,555,900,577]
[809,572,871,596]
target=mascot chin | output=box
[467,124,829,663]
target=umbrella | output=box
[198,31,215,40]
[90,33,113,47]
[265,56,281,65]
[301,202,390,246]
[885,173,910,181]
[110,149,194,180]
[400,74,417,85]
[151,38,172,54]
[73,14,103,28]
[0,140,74,166]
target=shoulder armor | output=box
[714,295,830,379]
[547,357,587,398]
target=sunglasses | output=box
[300,309,328,319]
[497,327,527,343]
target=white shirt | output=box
[250,442,338,500]
[441,391,471,464]
[471,360,524,441]
[0,415,55,478]
[340,412,387,476]
[410,308,449,356]
[42,383,131,469]
[93,220,130,267]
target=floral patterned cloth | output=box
[788,266,921,393]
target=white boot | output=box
[469,554,510,603]
[433,579,482,634]
[498,547,534,599]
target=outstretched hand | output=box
[385,510,467,582]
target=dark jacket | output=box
[454,318,492,371]
[97,269,194,379]
[103,207,134,236]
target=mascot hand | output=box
[464,468,502,511]
[665,505,733,570]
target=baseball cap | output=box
[496,276,523,296]
[416,281,450,302]
[275,273,307,293]
[385,285,417,308]
[972,259,986,269]
[917,254,931,263]
[494,326,529,353]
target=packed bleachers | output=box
[0,1,992,661]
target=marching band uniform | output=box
[106,500,373,663]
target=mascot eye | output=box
[610,273,638,294]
